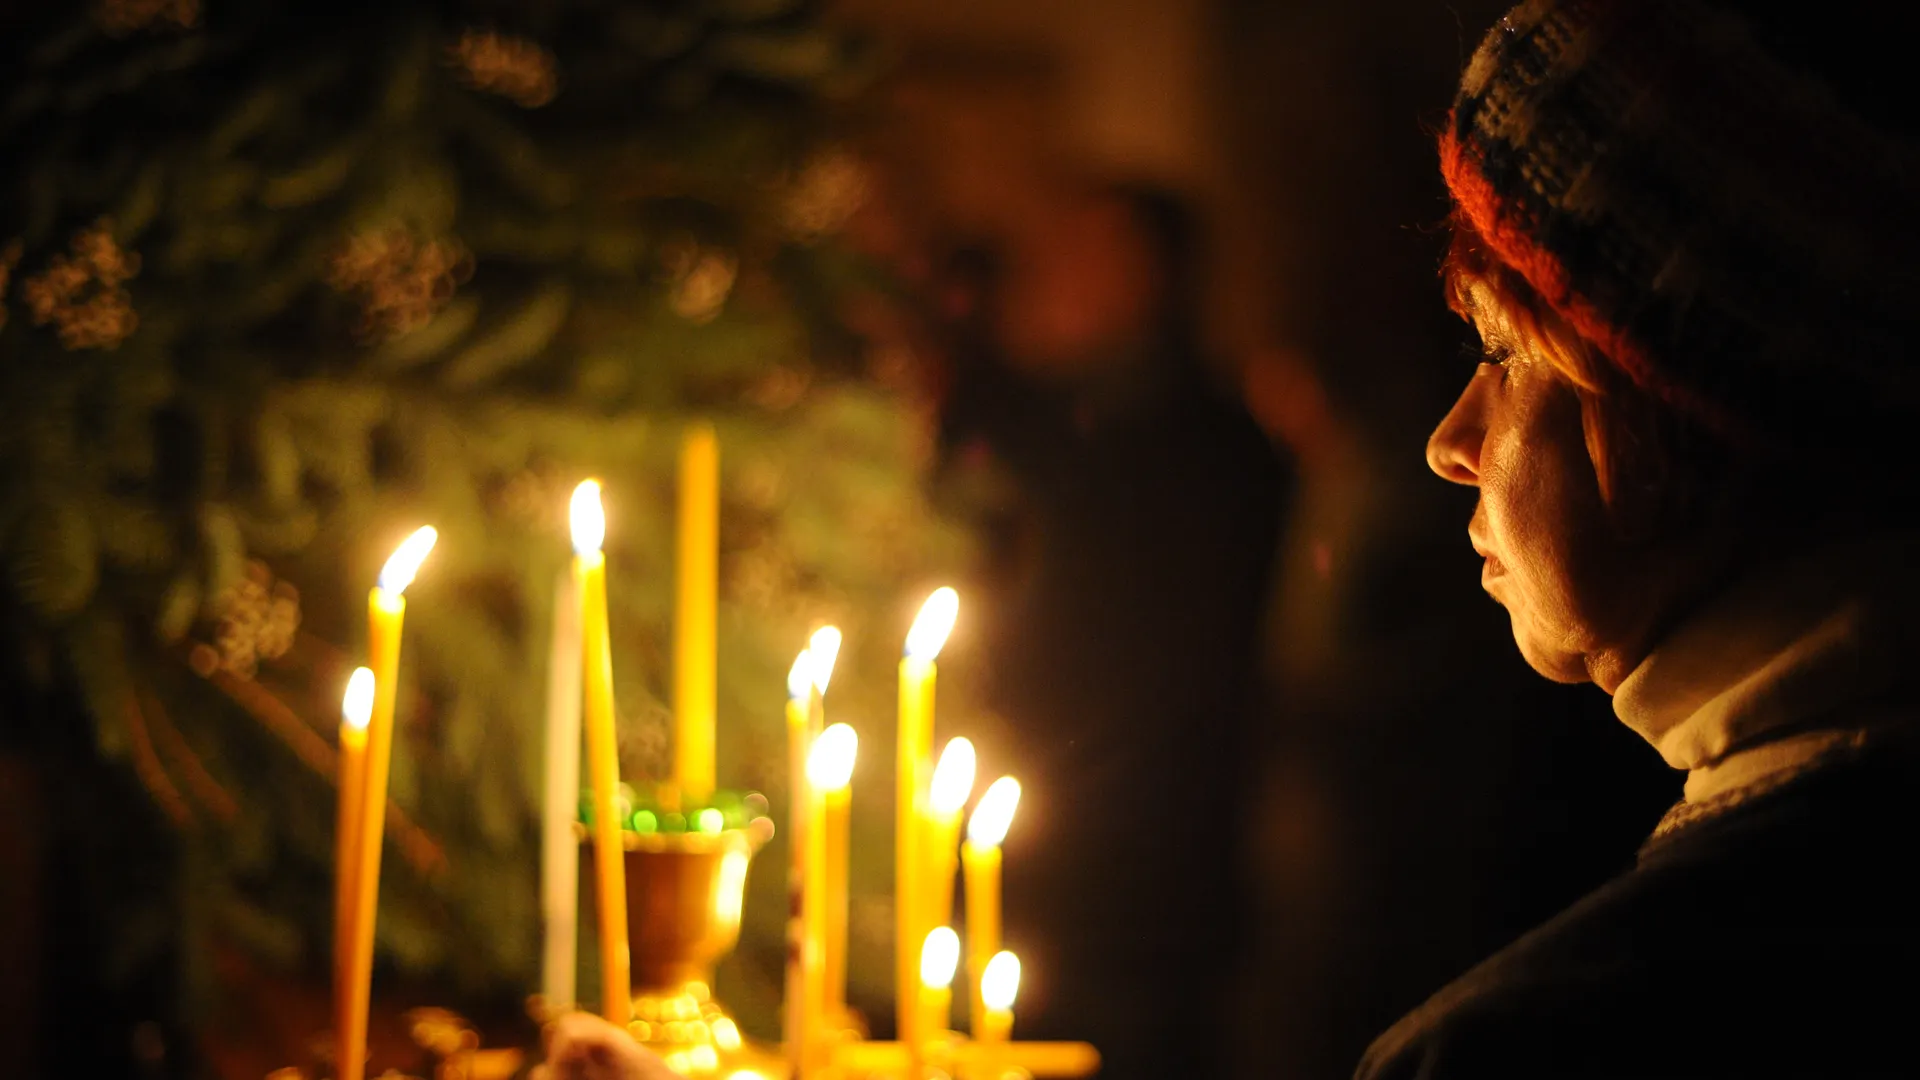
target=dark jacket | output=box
[1357,746,1920,1079]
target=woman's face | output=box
[1426,296,1688,690]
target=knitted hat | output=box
[1441,0,1920,452]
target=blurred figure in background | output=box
[934,180,1290,1080]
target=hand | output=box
[531,1012,683,1080]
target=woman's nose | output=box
[1426,383,1484,486]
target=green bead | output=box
[631,809,659,834]
[696,808,724,834]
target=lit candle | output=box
[926,738,976,933]
[971,950,1021,1080]
[919,926,960,1045]
[783,648,814,1069]
[898,587,958,1048]
[331,666,375,1074]
[978,951,1020,1044]
[963,777,1020,1040]
[540,567,584,1011]
[572,481,631,1026]
[810,723,858,1029]
[342,526,437,1080]
[806,627,846,1021]
[673,423,719,804]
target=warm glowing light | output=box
[786,649,814,702]
[808,625,843,693]
[919,926,959,989]
[715,849,749,924]
[981,951,1022,1011]
[377,526,438,595]
[807,723,858,791]
[713,1019,743,1053]
[341,667,376,731]
[930,738,977,815]
[689,1046,720,1072]
[968,777,1021,847]
[569,480,605,555]
[904,587,959,661]
[724,1071,764,1080]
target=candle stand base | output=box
[600,825,783,1078]
[622,981,788,1079]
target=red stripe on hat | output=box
[1439,119,1752,443]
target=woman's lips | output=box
[1481,555,1504,588]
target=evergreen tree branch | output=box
[124,690,193,828]
[201,662,448,879]
[141,688,239,824]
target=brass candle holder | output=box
[583,822,789,1078]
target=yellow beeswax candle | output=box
[331,667,375,1076]
[802,723,858,1073]
[673,424,719,803]
[572,481,631,1026]
[919,926,960,1046]
[342,527,436,1080]
[963,776,1019,1040]
[898,587,957,1047]
[978,950,1019,1044]
[805,626,841,1023]
[925,738,976,932]
[809,722,857,1028]
[783,649,814,1069]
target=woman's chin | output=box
[1510,613,1592,685]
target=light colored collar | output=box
[1613,532,1920,803]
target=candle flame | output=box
[787,649,814,702]
[929,737,976,815]
[808,626,843,693]
[968,776,1021,847]
[341,667,376,731]
[806,723,858,791]
[981,951,1022,1011]
[569,480,606,555]
[904,587,959,661]
[919,926,960,989]
[377,526,439,596]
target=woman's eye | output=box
[1459,341,1513,368]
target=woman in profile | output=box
[1363,0,1920,1076]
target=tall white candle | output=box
[541,566,584,1010]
